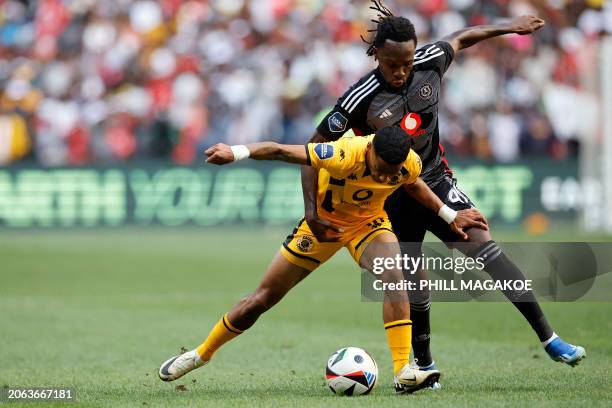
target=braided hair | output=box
[361,0,417,56]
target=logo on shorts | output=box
[419,83,433,100]
[296,235,314,252]
[328,112,348,133]
[314,144,334,160]
[447,185,470,205]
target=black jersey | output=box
[316,41,455,186]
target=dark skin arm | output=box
[442,15,545,53]
[205,142,308,164]
[403,178,488,240]
[301,131,343,242]
[206,131,345,242]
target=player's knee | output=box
[409,289,431,307]
[409,291,431,311]
[465,227,493,246]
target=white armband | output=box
[438,204,457,224]
[230,145,250,161]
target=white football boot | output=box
[159,349,207,382]
[394,363,441,394]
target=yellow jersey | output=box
[306,135,422,227]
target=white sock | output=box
[542,332,559,347]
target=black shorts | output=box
[384,176,475,251]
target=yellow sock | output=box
[196,314,244,361]
[384,319,412,375]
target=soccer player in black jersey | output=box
[301,0,585,386]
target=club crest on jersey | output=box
[328,112,348,133]
[387,174,401,185]
[419,83,433,100]
[296,235,314,252]
[400,112,426,136]
[314,144,334,160]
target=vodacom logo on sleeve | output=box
[400,112,426,136]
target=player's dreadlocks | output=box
[373,126,413,165]
[361,0,417,56]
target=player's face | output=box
[367,144,404,184]
[375,39,416,89]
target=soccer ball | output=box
[325,347,378,396]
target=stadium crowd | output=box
[0,0,609,165]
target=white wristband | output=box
[438,204,457,224]
[230,145,250,161]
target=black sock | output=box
[472,241,554,342]
[410,298,433,367]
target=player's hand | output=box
[506,15,545,35]
[305,214,344,242]
[205,143,234,165]
[449,208,489,240]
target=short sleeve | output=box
[306,138,356,178]
[413,41,455,76]
[316,73,381,140]
[402,150,422,185]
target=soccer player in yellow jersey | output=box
[158,126,486,394]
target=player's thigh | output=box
[255,251,312,302]
[354,229,408,303]
[345,217,402,282]
[345,216,395,269]
[357,230,401,272]
[280,217,344,272]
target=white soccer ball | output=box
[325,347,378,396]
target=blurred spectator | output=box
[0,0,609,166]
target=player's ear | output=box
[373,47,378,61]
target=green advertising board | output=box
[0,159,580,228]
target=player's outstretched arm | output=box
[205,142,308,165]
[442,15,545,52]
[403,178,488,240]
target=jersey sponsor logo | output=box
[400,112,426,136]
[314,144,334,160]
[328,111,348,133]
[419,83,433,100]
[352,189,373,201]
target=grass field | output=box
[1,227,611,407]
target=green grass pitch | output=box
[1,227,611,407]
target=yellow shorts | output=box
[280,215,394,271]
